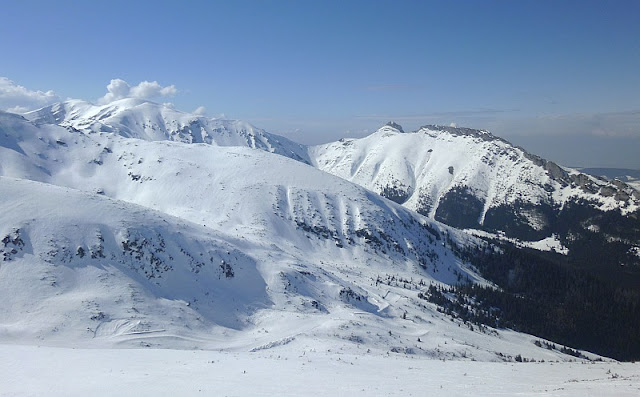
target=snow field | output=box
[1,344,638,396]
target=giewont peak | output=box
[384,121,404,133]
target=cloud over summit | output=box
[99,79,178,104]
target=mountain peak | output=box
[384,121,404,133]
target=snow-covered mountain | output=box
[1,110,583,361]
[309,123,640,269]
[25,98,310,164]
[311,123,638,236]
[30,99,637,245]
[4,99,639,360]
[18,99,640,271]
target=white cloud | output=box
[449,122,457,128]
[193,106,207,116]
[130,81,177,99]
[6,105,30,113]
[98,79,178,104]
[0,77,61,113]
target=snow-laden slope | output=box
[0,176,270,344]
[25,98,310,164]
[1,110,587,361]
[310,123,640,242]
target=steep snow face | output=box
[25,99,311,164]
[310,123,640,240]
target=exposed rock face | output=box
[380,182,411,204]
[385,121,404,133]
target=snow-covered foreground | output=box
[1,345,638,397]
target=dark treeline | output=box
[435,240,640,361]
[554,201,640,288]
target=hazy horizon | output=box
[1,0,639,168]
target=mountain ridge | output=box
[25,99,311,164]
[4,102,640,359]
[21,101,640,265]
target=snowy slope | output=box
[0,110,589,361]
[310,123,640,243]
[25,98,310,164]
[0,176,271,344]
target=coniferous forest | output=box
[427,239,640,361]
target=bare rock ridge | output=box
[419,124,504,142]
[385,121,404,132]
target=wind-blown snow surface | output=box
[0,111,588,361]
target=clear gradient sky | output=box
[1,0,639,168]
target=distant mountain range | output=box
[577,167,640,190]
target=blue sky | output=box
[1,0,639,168]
